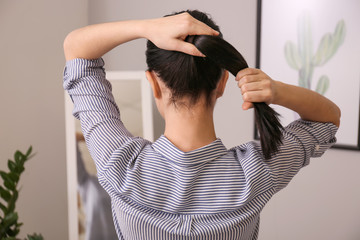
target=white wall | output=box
[87,1,360,239]
[260,149,360,239]
[0,0,87,239]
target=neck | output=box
[163,103,216,152]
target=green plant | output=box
[0,146,43,240]
[284,12,346,95]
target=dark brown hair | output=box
[146,10,283,159]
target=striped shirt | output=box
[63,58,338,240]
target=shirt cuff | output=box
[286,119,338,159]
[63,58,105,91]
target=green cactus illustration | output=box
[284,12,346,95]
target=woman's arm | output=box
[63,12,219,61]
[236,68,341,127]
[63,13,219,194]
[272,80,341,127]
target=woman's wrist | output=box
[271,80,285,106]
[64,20,148,60]
[126,19,150,40]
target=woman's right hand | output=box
[144,12,219,57]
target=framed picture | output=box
[64,71,156,240]
[256,0,360,150]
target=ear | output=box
[216,70,229,98]
[145,71,161,99]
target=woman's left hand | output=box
[235,68,278,110]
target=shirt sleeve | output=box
[63,58,148,194]
[265,119,338,193]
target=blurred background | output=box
[1,0,359,239]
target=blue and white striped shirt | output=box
[64,58,337,240]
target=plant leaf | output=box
[7,160,16,173]
[0,186,12,202]
[3,237,17,240]
[7,191,18,213]
[315,75,330,95]
[16,222,23,228]
[2,212,18,230]
[3,212,18,222]
[0,201,6,214]
[11,189,18,203]
[0,170,7,181]
[14,151,25,165]
[1,213,19,238]
[17,165,25,175]
[4,180,15,192]
[0,172,16,191]
[27,233,44,240]
[25,146,33,158]
[7,173,19,184]
[7,201,16,214]
[7,227,18,237]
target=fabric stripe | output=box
[64,58,338,239]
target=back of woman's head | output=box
[146,9,284,160]
[146,10,227,106]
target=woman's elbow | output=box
[63,30,77,61]
[333,104,341,128]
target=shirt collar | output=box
[152,135,228,166]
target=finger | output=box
[242,102,254,110]
[243,89,272,103]
[190,21,220,36]
[183,13,220,36]
[174,40,205,57]
[239,81,264,94]
[237,75,259,89]
[176,12,219,37]
[242,91,259,103]
[235,68,259,81]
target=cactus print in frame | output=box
[256,0,360,149]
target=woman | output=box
[63,10,340,240]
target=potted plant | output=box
[0,146,43,240]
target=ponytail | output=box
[146,10,283,160]
[193,35,283,159]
